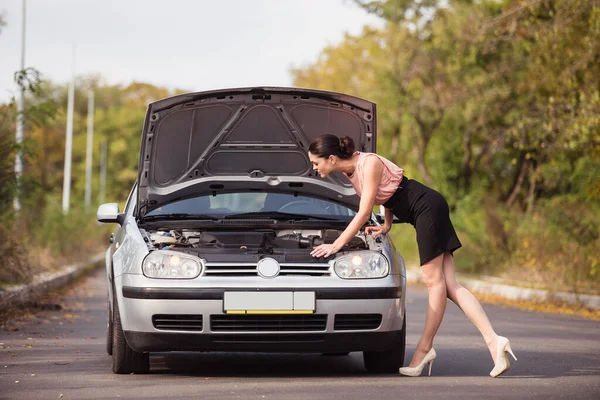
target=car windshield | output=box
[145,192,356,221]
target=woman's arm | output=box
[365,206,393,237]
[384,206,394,231]
[310,156,384,258]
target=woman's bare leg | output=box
[408,253,446,368]
[442,252,499,360]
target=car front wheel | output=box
[363,314,406,373]
[112,287,149,374]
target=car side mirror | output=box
[97,203,125,225]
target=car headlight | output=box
[142,251,202,279]
[333,251,389,279]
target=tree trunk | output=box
[506,154,528,207]
[526,165,538,213]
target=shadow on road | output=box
[150,351,370,377]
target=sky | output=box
[0,0,383,103]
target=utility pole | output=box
[14,0,26,212]
[99,140,107,205]
[84,91,94,208]
[62,45,76,214]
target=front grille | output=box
[334,314,382,331]
[203,262,331,277]
[210,314,327,332]
[279,263,331,276]
[202,262,256,276]
[152,314,203,331]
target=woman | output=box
[308,134,516,378]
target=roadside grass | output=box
[0,204,110,290]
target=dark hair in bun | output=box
[309,134,355,160]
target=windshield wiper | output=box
[224,211,338,221]
[141,213,219,222]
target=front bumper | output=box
[119,285,404,353]
[124,330,405,353]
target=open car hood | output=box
[136,87,376,217]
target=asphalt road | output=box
[1,268,599,400]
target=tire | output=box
[106,298,113,355]
[363,313,406,373]
[112,284,149,374]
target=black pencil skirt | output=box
[382,176,462,266]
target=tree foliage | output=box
[294,0,600,288]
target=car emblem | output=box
[256,258,280,278]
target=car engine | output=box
[141,228,375,263]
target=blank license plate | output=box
[223,291,315,314]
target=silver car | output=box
[97,87,407,374]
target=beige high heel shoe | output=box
[399,348,436,377]
[490,336,517,378]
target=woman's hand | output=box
[365,225,391,237]
[311,243,340,258]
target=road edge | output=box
[0,253,105,309]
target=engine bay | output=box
[141,228,381,262]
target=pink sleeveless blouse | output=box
[345,152,404,205]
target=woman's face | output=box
[308,152,334,178]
